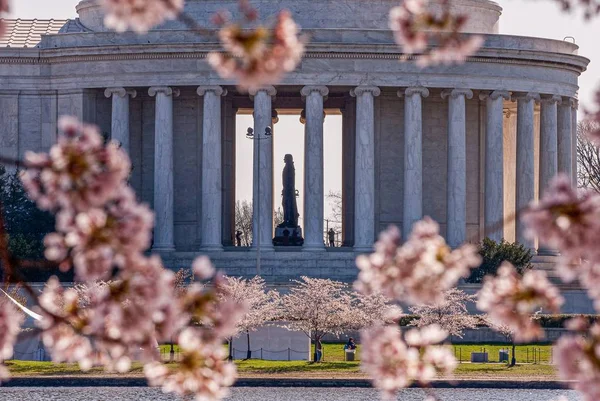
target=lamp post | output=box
[247,126,272,275]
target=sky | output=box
[9,0,600,235]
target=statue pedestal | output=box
[273,226,304,246]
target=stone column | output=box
[480,90,510,242]
[104,87,136,153]
[250,86,276,250]
[515,92,539,249]
[197,86,227,251]
[539,94,561,254]
[400,87,429,239]
[540,95,561,193]
[441,88,472,248]
[351,86,380,252]
[558,97,573,181]
[301,86,329,250]
[149,86,179,252]
[571,98,578,184]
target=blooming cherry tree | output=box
[409,288,478,338]
[282,276,355,362]
[217,275,280,360]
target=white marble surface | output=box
[251,87,276,250]
[557,99,573,180]
[481,90,510,242]
[351,86,380,251]
[149,86,179,252]
[104,87,136,153]
[401,87,429,239]
[301,86,328,250]
[198,86,226,251]
[540,95,560,194]
[443,89,472,248]
[515,93,539,249]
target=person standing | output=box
[328,228,336,247]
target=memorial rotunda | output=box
[0,0,589,290]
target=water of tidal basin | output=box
[0,387,582,400]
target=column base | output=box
[200,245,223,252]
[353,245,374,254]
[152,245,175,253]
[303,243,326,252]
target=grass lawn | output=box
[5,343,558,379]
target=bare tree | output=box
[235,200,253,246]
[326,191,342,245]
[577,120,600,192]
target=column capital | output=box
[570,98,579,109]
[196,85,227,97]
[350,86,381,97]
[400,86,429,98]
[441,88,473,100]
[513,92,540,102]
[479,90,511,101]
[249,86,277,97]
[148,87,180,97]
[301,85,329,98]
[104,87,137,99]
[540,94,562,105]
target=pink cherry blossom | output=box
[361,324,455,400]
[21,116,131,214]
[100,0,184,33]
[477,263,564,342]
[144,328,237,400]
[0,0,9,38]
[0,298,24,382]
[389,0,483,67]
[192,255,216,281]
[555,319,600,401]
[208,10,305,91]
[522,174,600,262]
[43,187,154,281]
[355,217,481,306]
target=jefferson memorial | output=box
[0,1,589,289]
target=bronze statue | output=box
[273,154,303,246]
[281,154,299,228]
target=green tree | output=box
[0,166,62,282]
[466,238,533,283]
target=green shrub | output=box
[466,238,533,283]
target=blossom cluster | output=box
[522,175,600,309]
[6,116,244,399]
[477,263,563,341]
[555,318,600,401]
[389,0,484,67]
[355,217,481,306]
[208,7,305,91]
[361,324,455,400]
[99,0,184,33]
[0,301,24,382]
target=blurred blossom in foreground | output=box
[555,318,600,401]
[355,217,481,306]
[361,324,455,400]
[208,8,305,91]
[389,0,483,67]
[0,301,24,383]
[477,263,563,342]
[15,115,243,400]
[522,174,600,309]
[100,0,185,33]
[0,0,8,38]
